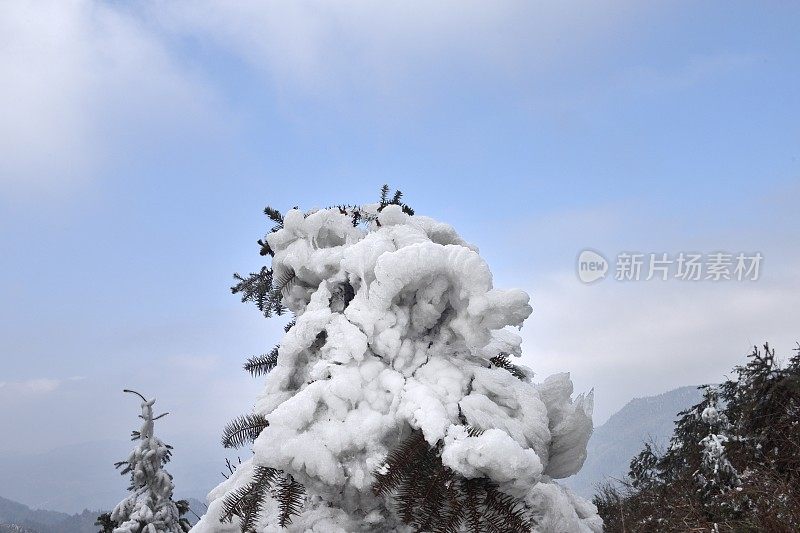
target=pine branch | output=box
[373,429,430,496]
[396,445,460,529]
[232,268,286,317]
[413,460,451,531]
[327,204,365,227]
[175,499,190,516]
[263,207,284,231]
[377,185,415,216]
[222,414,270,449]
[257,238,273,257]
[284,318,296,333]
[95,511,116,533]
[463,478,485,533]
[373,427,532,533]
[466,425,485,438]
[221,485,263,532]
[483,483,531,533]
[272,474,305,527]
[220,466,282,532]
[435,478,465,533]
[489,354,527,380]
[220,485,253,524]
[396,458,426,524]
[243,346,280,377]
[273,267,298,297]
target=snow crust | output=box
[700,406,719,425]
[192,204,600,532]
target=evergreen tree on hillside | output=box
[96,512,116,533]
[192,186,602,532]
[98,390,191,533]
[595,343,800,532]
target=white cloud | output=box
[521,272,800,425]
[510,194,800,425]
[151,1,645,103]
[0,0,220,199]
[0,0,653,199]
[0,376,84,397]
[0,1,93,192]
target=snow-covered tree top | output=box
[193,198,600,532]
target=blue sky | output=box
[1,0,799,474]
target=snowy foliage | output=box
[696,392,739,497]
[192,190,600,532]
[109,391,190,533]
[699,434,736,487]
[595,343,800,532]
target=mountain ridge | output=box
[564,385,704,498]
[0,496,100,533]
[0,495,205,533]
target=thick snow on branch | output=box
[193,204,600,532]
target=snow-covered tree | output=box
[193,187,601,532]
[104,389,191,533]
[595,343,800,531]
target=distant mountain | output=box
[0,525,39,533]
[0,496,206,533]
[0,496,99,533]
[564,385,704,499]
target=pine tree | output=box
[95,512,116,533]
[193,187,601,532]
[594,343,800,532]
[102,390,191,533]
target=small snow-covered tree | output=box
[193,187,601,532]
[103,389,191,533]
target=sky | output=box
[1,0,799,479]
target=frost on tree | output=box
[107,390,191,533]
[193,188,602,532]
[697,389,740,497]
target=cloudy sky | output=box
[1,0,798,475]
